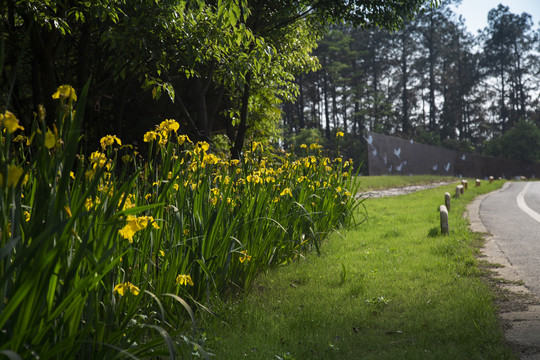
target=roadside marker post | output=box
[440,205,449,235]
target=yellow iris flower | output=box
[239,250,252,263]
[159,119,180,133]
[52,85,77,102]
[1,110,24,133]
[44,128,56,149]
[114,282,140,296]
[280,188,292,197]
[118,215,158,243]
[0,164,28,188]
[176,274,194,286]
[100,135,122,150]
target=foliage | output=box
[285,128,325,154]
[483,119,540,162]
[1,0,437,158]
[481,4,538,133]
[0,87,361,357]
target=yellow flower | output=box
[85,197,94,211]
[159,250,165,257]
[52,85,77,102]
[203,153,219,165]
[173,183,179,191]
[100,135,122,150]
[0,164,28,188]
[24,211,31,222]
[118,215,157,242]
[246,174,263,184]
[89,151,108,168]
[114,282,140,296]
[239,250,252,263]
[195,141,209,153]
[1,110,24,133]
[310,143,322,150]
[336,131,344,138]
[119,194,136,211]
[13,135,26,143]
[44,128,56,149]
[251,142,263,152]
[159,119,180,133]
[178,134,191,145]
[121,154,131,163]
[118,215,145,243]
[176,274,194,286]
[280,188,292,197]
[158,131,169,146]
[143,131,160,142]
[300,144,307,149]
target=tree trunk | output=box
[428,9,437,132]
[231,73,251,159]
[193,77,210,141]
[323,65,331,140]
[29,23,58,122]
[401,33,410,135]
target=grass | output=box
[203,178,516,360]
[357,175,458,191]
[1,86,362,358]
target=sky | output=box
[452,0,540,34]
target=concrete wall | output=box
[366,131,540,178]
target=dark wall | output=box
[366,131,540,179]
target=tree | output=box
[481,4,537,133]
[2,0,440,157]
[484,120,540,162]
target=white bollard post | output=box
[476,179,481,187]
[455,185,461,198]
[440,205,449,235]
[462,180,468,190]
[444,192,451,212]
[489,176,494,183]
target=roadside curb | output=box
[467,182,540,360]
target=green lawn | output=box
[201,178,515,360]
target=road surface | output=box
[480,181,540,297]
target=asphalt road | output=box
[480,181,540,297]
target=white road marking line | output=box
[516,182,540,223]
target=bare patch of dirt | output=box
[360,181,455,198]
